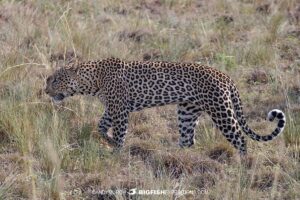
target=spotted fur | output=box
[45,58,286,155]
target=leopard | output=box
[45,57,286,155]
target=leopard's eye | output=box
[52,78,59,86]
[52,79,57,84]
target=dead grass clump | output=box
[286,28,300,38]
[134,0,162,16]
[191,157,223,175]
[246,70,269,84]
[262,156,288,169]
[142,50,162,61]
[0,172,30,199]
[0,153,28,198]
[131,124,152,140]
[251,170,289,191]
[79,174,103,191]
[256,4,271,15]
[191,173,217,190]
[242,154,256,169]
[251,171,275,191]
[244,94,286,120]
[50,50,82,64]
[152,151,222,179]
[129,111,150,125]
[0,83,10,97]
[93,193,116,200]
[19,36,35,49]
[0,153,23,176]
[278,43,300,62]
[118,29,152,43]
[119,179,144,191]
[63,173,103,198]
[288,146,300,162]
[129,108,173,145]
[216,15,234,25]
[128,141,155,161]
[288,5,300,25]
[118,180,145,199]
[0,118,14,148]
[0,126,10,145]
[288,84,300,99]
[152,153,188,178]
[207,143,234,163]
[103,5,128,16]
[0,13,9,24]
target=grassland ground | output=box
[0,0,299,199]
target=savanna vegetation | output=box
[0,0,299,199]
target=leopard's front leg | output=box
[102,71,129,149]
[111,110,129,148]
[98,110,117,146]
[99,106,129,148]
[98,110,129,148]
[98,110,112,138]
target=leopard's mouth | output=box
[52,93,65,102]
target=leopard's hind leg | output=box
[209,105,247,155]
[212,117,247,155]
[177,103,203,147]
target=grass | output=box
[0,0,300,199]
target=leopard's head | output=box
[45,65,79,102]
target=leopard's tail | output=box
[230,85,286,142]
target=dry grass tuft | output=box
[256,4,271,15]
[246,69,269,84]
[0,127,10,145]
[128,140,155,161]
[142,50,162,61]
[151,151,222,179]
[241,154,256,169]
[130,124,152,140]
[118,29,152,43]
[207,143,234,163]
[251,170,289,191]
[191,173,217,190]
[50,50,82,65]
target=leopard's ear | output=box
[64,61,80,76]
